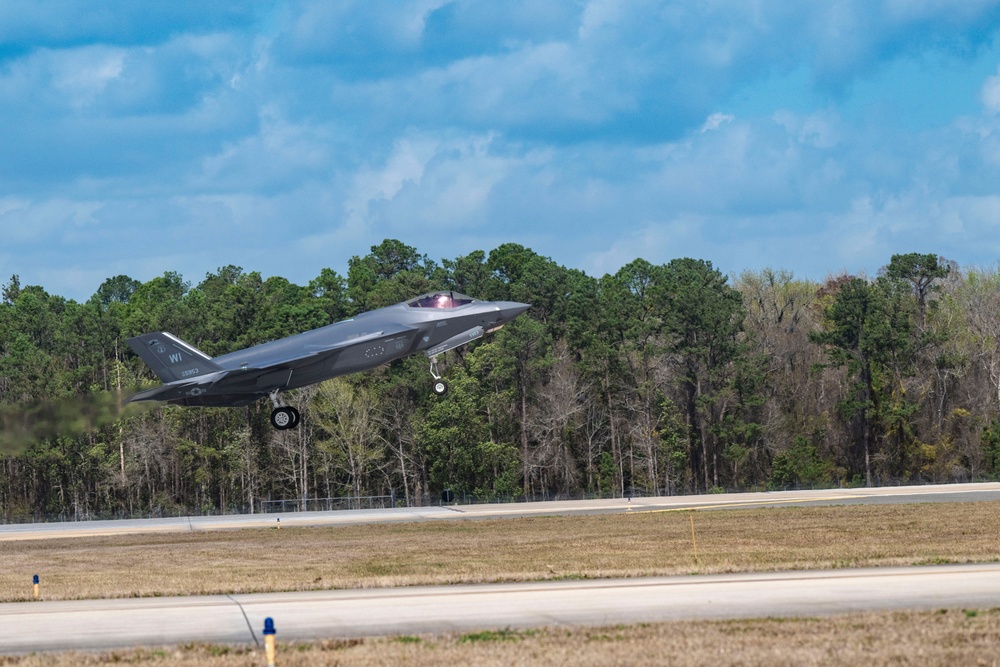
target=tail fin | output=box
[127,332,222,383]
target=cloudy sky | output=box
[4,1,1000,301]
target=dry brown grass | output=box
[2,609,999,666]
[2,501,999,602]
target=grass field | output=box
[2,501,999,664]
[2,501,999,601]
[2,609,999,666]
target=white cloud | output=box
[4,2,1000,301]
[280,0,450,64]
[195,107,331,190]
[583,218,697,278]
[700,113,734,133]
[0,198,101,243]
[49,47,125,109]
[772,110,841,149]
[983,66,1000,114]
[340,136,438,235]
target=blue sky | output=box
[4,0,1000,302]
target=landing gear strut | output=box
[430,356,448,396]
[268,389,300,430]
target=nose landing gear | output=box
[268,389,301,430]
[430,356,448,396]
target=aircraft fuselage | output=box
[126,292,530,429]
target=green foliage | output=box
[308,268,348,321]
[659,258,746,492]
[810,273,923,484]
[487,243,575,331]
[1,243,997,519]
[2,275,21,304]
[92,275,141,307]
[123,271,193,337]
[883,252,950,326]
[311,378,385,497]
[441,250,493,296]
[658,399,689,494]
[597,451,617,496]
[416,369,493,495]
[347,239,437,311]
[771,436,833,489]
[459,628,529,643]
[982,419,1000,475]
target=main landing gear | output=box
[430,356,448,396]
[269,389,300,430]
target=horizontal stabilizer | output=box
[127,372,227,404]
[127,332,222,384]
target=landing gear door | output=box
[425,326,485,358]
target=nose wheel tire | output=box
[271,406,301,430]
[432,379,449,396]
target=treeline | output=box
[2,240,1000,520]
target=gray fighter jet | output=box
[127,292,530,430]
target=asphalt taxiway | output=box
[3,482,1000,541]
[2,564,999,654]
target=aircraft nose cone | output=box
[498,301,531,320]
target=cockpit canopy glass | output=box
[408,292,475,309]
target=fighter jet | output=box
[126,292,530,430]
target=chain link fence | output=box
[259,495,396,513]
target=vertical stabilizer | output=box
[127,332,221,383]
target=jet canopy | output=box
[408,292,475,309]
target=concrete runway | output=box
[2,564,999,654]
[3,482,1000,654]
[3,481,1000,541]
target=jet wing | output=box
[301,329,401,357]
[130,323,420,405]
[220,325,418,374]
